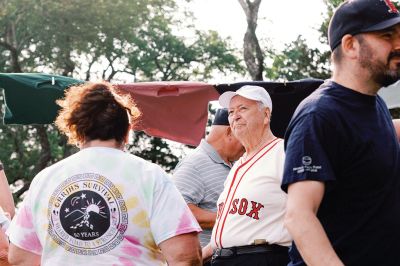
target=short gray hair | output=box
[257,101,267,111]
[257,101,271,119]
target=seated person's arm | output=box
[159,232,201,266]
[0,230,10,266]
[188,204,216,229]
[202,243,213,264]
[0,166,15,218]
[393,119,400,141]
[173,164,215,228]
[8,243,40,266]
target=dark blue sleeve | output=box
[282,112,338,192]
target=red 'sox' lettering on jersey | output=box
[229,198,264,220]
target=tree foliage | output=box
[266,0,400,119]
[0,0,243,201]
[265,0,342,81]
[266,36,330,81]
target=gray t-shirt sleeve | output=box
[172,162,205,205]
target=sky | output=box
[180,0,329,104]
[189,0,328,51]
[100,0,329,83]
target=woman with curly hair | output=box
[7,82,202,266]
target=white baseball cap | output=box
[218,85,272,111]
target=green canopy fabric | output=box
[0,73,329,145]
[0,73,83,124]
[0,73,217,145]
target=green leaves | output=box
[267,36,330,81]
[0,0,242,201]
[127,23,243,81]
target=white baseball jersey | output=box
[211,138,291,249]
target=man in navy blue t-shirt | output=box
[282,0,400,265]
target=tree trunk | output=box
[61,53,75,76]
[238,0,264,81]
[61,18,75,76]
[0,22,23,73]
[34,125,52,172]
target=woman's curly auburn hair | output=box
[55,82,141,145]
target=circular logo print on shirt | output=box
[60,190,110,240]
[302,156,312,166]
[48,173,128,255]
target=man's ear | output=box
[264,107,271,124]
[341,34,359,60]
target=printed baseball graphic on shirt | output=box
[48,173,128,255]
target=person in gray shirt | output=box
[173,109,244,249]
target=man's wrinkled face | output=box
[228,96,269,142]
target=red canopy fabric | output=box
[117,82,219,146]
[1,73,324,147]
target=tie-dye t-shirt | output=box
[7,147,201,266]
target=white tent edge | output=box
[379,81,400,109]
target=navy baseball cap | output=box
[212,108,229,126]
[328,0,400,51]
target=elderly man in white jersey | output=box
[202,85,291,266]
[173,108,244,255]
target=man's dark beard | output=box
[358,42,400,87]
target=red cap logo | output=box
[382,0,399,13]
